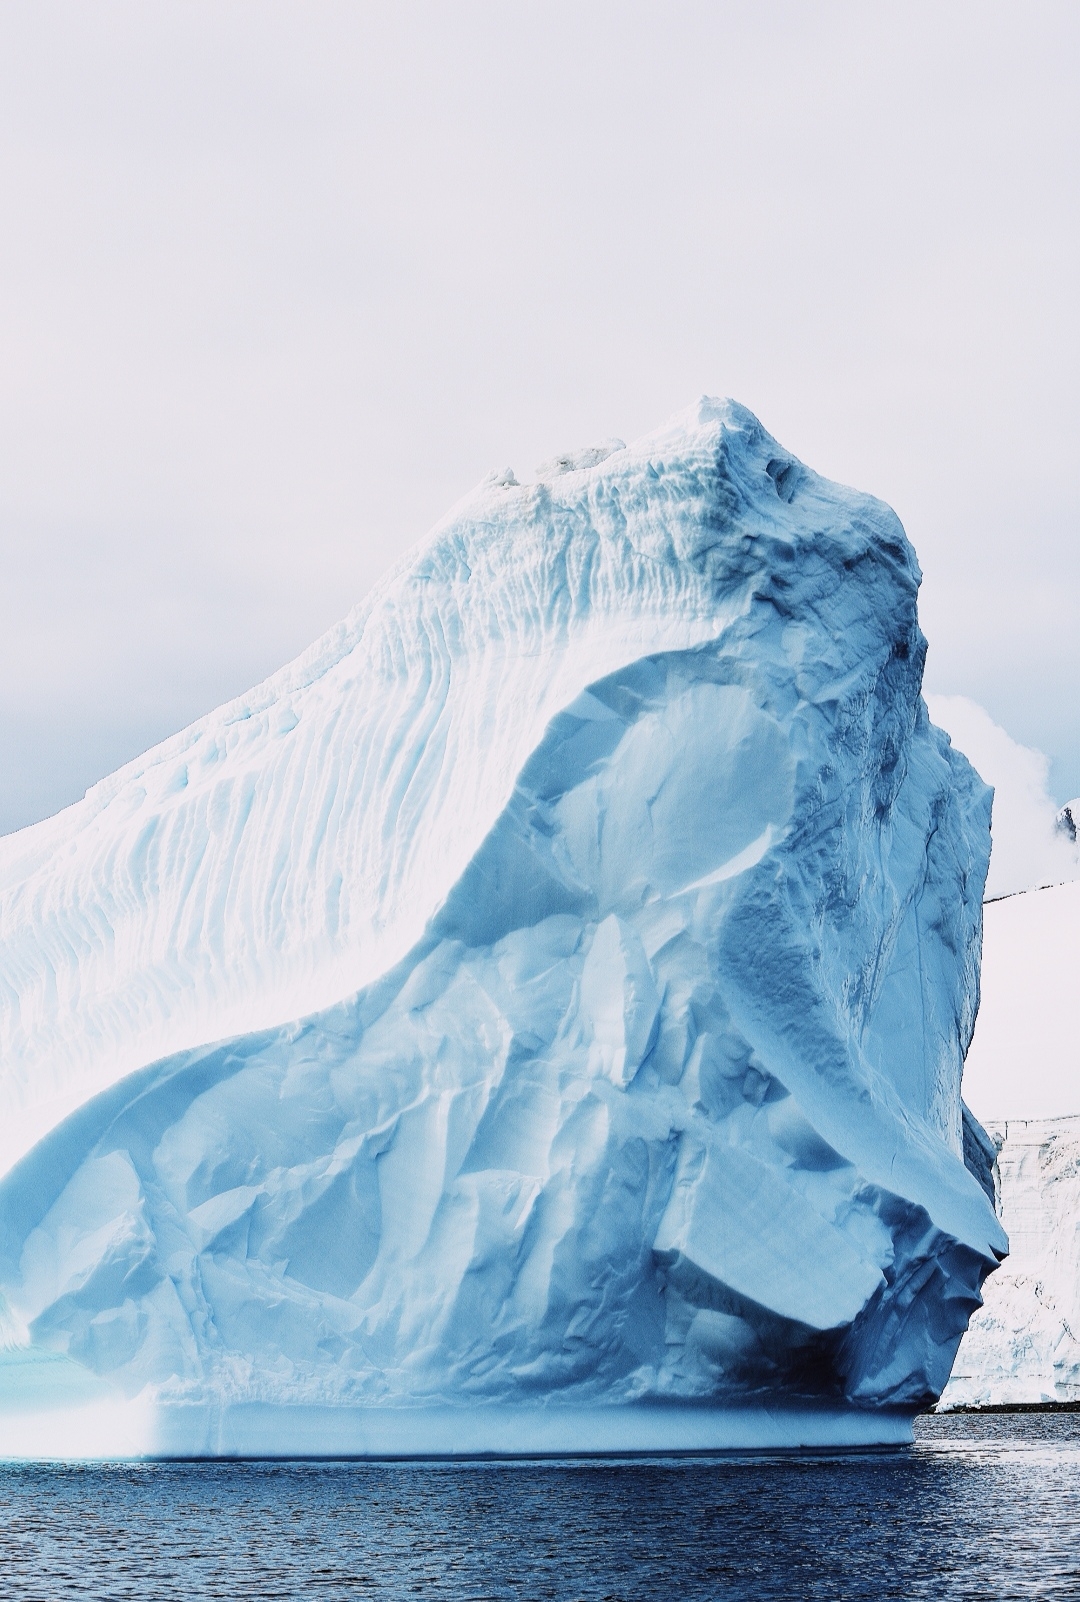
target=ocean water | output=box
[1,1414,1078,1600]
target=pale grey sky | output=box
[1,1,1078,834]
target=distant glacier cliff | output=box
[0,400,1006,1455]
[944,1114,1080,1409]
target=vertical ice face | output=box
[0,399,1006,1448]
[944,1117,1080,1407]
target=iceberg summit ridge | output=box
[0,398,1006,1455]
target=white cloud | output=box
[926,694,1078,901]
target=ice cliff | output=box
[0,399,1006,1456]
[944,1116,1080,1407]
[944,871,1080,1410]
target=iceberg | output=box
[0,399,1006,1457]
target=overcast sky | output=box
[1,1,1078,835]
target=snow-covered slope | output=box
[0,400,1005,1456]
[943,1116,1080,1407]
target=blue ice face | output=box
[0,399,1003,1452]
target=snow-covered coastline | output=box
[936,870,1080,1409]
[915,713,1080,1411]
[943,1114,1080,1409]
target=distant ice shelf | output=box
[938,771,1080,1407]
[943,1114,1080,1408]
[0,399,1005,1457]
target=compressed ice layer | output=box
[944,1115,1080,1407]
[0,399,1006,1452]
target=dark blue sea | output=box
[2,1414,1078,1600]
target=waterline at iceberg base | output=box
[0,400,1006,1458]
[0,1385,917,1460]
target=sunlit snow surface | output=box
[0,399,1005,1455]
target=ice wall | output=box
[943,1116,1080,1407]
[0,400,1006,1454]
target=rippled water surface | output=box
[2,1414,1079,1600]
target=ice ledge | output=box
[0,1398,915,1460]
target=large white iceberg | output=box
[0,400,1006,1456]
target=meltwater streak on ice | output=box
[0,400,1006,1452]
